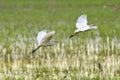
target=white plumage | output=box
[76,14,87,29]
[70,14,97,38]
[32,30,57,53]
[37,30,47,45]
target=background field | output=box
[0,0,120,80]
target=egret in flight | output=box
[32,30,57,53]
[69,14,97,38]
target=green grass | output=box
[0,0,120,80]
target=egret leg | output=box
[69,32,79,38]
[32,45,41,53]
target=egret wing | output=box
[76,14,87,29]
[42,31,55,43]
[37,30,47,44]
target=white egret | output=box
[32,30,57,53]
[69,14,97,38]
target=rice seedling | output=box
[0,0,120,80]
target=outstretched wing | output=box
[37,30,47,44]
[76,14,87,29]
[42,31,55,43]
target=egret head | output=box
[92,26,97,29]
[42,40,58,46]
[49,40,58,45]
[89,25,97,29]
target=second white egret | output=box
[69,14,97,38]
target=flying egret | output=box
[69,14,97,38]
[32,30,57,53]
